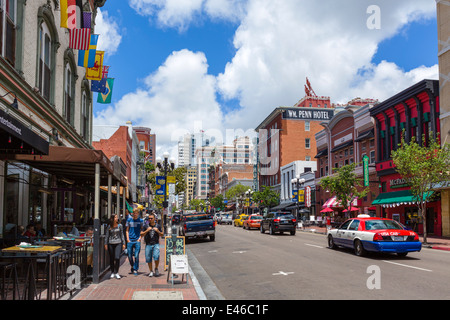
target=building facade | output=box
[315,99,379,221]
[437,0,450,237]
[370,79,442,236]
[0,0,109,237]
[256,87,335,195]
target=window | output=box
[305,138,310,149]
[305,156,311,161]
[305,121,310,131]
[370,150,375,164]
[81,91,89,139]
[348,220,360,231]
[1,0,17,66]
[64,63,74,124]
[39,22,52,101]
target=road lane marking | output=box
[382,260,433,272]
[232,251,247,254]
[304,243,324,249]
[272,271,294,276]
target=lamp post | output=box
[156,152,175,236]
[291,175,305,221]
[245,189,254,215]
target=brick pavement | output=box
[71,241,200,300]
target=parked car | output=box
[243,215,263,230]
[327,215,421,257]
[220,213,233,225]
[234,214,248,227]
[180,213,215,241]
[260,212,296,235]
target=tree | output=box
[252,186,280,212]
[391,132,450,244]
[320,162,369,214]
[210,194,225,211]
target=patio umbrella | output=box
[320,207,333,213]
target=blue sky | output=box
[92,0,439,159]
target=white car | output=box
[327,215,422,257]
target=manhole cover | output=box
[132,291,184,300]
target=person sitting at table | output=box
[85,227,94,268]
[23,224,36,240]
[35,222,46,238]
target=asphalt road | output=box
[187,224,450,300]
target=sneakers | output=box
[110,273,115,279]
[148,271,154,277]
[115,274,121,279]
[155,269,160,277]
[133,270,138,276]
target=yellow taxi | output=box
[234,214,248,227]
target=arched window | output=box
[0,0,17,66]
[38,22,52,101]
[64,62,74,124]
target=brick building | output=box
[255,83,334,195]
[315,99,379,220]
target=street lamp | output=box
[156,152,175,236]
[245,189,254,215]
[291,175,305,221]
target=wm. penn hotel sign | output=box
[282,108,334,121]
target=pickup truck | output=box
[180,213,216,241]
[219,213,233,225]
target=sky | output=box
[92,0,439,162]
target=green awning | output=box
[372,190,434,207]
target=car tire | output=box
[260,225,265,233]
[269,225,274,235]
[397,252,408,257]
[328,235,336,249]
[210,234,215,241]
[290,229,296,236]
[354,239,366,257]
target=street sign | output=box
[363,155,369,187]
[305,186,311,207]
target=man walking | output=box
[126,208,144,275]
[141,212,163,277]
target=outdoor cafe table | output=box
[1,245,62,300]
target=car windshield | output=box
[277,214,295,219]
[365,219,404,230]
[250,216,262,220]
[185,215,210,222]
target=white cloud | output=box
[95,9,122,54]
[94,49,223,160]
[98,0,438,159]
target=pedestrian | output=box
[105,214,126,279]
[141,212,163,277]
[126,208,144,275]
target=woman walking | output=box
[105,214,126,279]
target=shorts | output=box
[145,243,160,263]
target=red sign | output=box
[305,186,311,207]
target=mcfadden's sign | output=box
[282,108,334,121]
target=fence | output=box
[0,237,109,300]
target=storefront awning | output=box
[323,196,358,208]
[0,108,49,155]
[9,145,126,186]
[372,190,434,207]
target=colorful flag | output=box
[86,51,104,81]
[91,78,108,94]
[77,34,98,68]
[102,66,110,79]
[83,12,92,29]
[60,0,84,29]
[97,78,114,104]
[69,28,90,50]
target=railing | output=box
[0,243,91,300]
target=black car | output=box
[260,212,297,235]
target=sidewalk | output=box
[301,226,450,251]
[71,241,201,300]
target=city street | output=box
[187,224,450,300]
